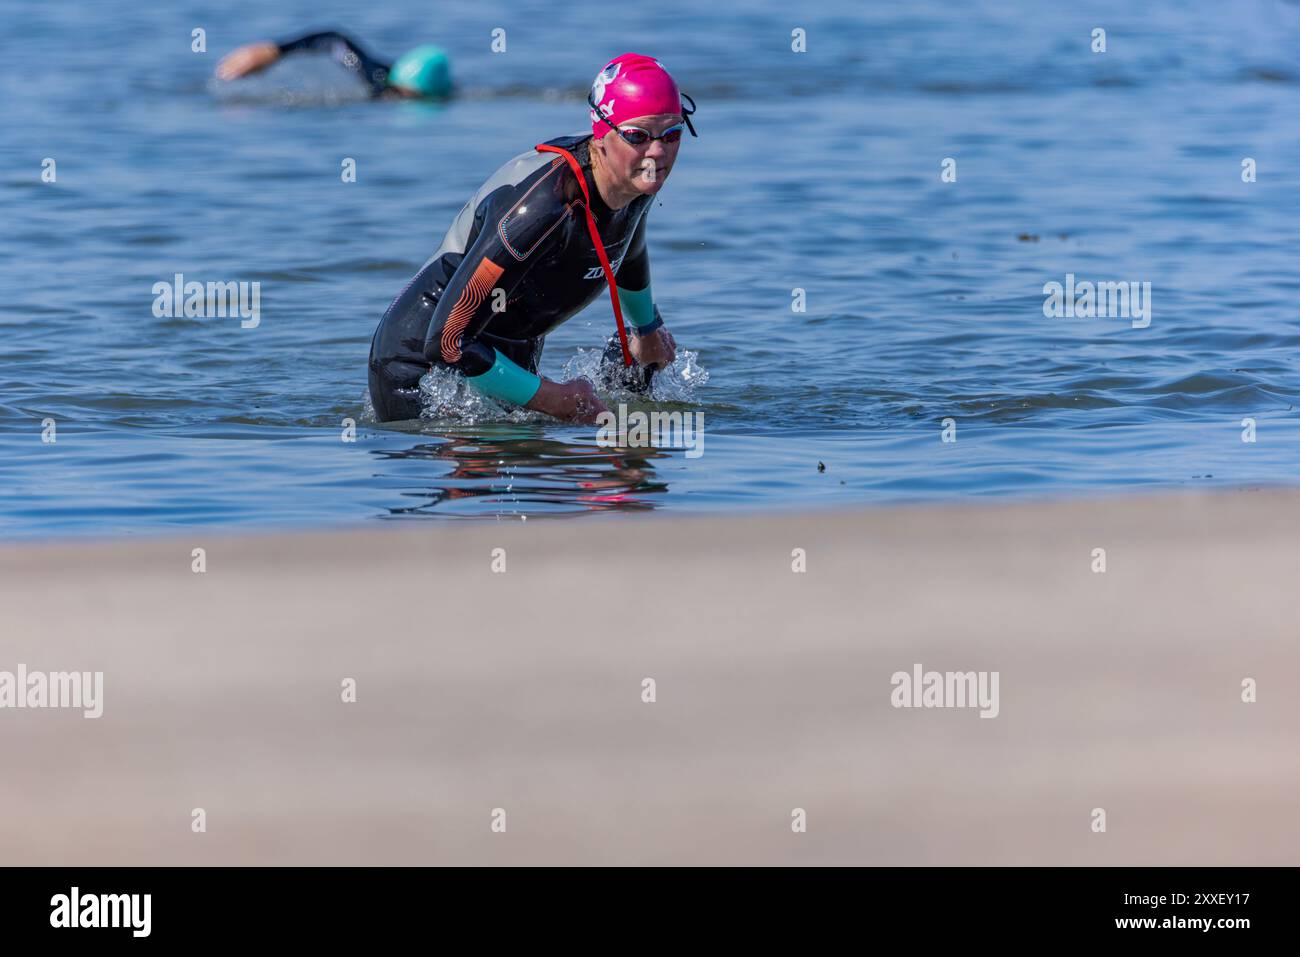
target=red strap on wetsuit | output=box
[535,143,633,368]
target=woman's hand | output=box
[628,327,676,370]
[216,43,282,81]
[525,377,610,425]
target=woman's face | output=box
[596,113,683,197]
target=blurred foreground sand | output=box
[1,490,1297,865]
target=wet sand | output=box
[1,489,1297,865]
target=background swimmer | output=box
[216,29,452,99]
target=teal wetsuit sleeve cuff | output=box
[465,348,542,406]
[616,285,659,329]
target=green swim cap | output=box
[388,45,452,97]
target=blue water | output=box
[3,0,1299,539]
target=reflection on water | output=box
[371,426,675,518]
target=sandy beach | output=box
[1,489,1297,866]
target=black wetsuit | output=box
[367,133,663,422]
[275,31,392,96]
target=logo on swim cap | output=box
[589,62,621,123]
[593,62,621,99]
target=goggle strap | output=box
[681,92,698,137]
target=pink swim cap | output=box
[588,53,683,138]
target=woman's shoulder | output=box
[537,132,593,154]
[477,133,591,201]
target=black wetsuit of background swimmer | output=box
[276,31,393,96]
[368,134,660,421]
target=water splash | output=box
[415,364,540,425]
[563,345,709,405]
[360,347,715,426]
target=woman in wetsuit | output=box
[367,53,694,424]
[216,30,452,98]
